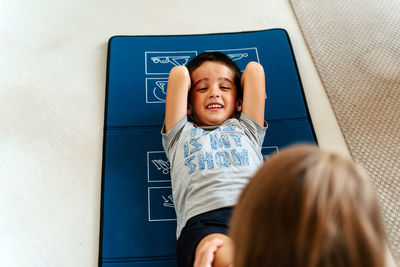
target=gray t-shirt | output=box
[162,113,267,238]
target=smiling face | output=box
[188,61,242,126]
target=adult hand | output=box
[193,238,224,267]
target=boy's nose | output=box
[208,86,220,98]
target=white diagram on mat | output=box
[162,194,175,208]
[145,51,197,75]
[206,47,260,71]
[152,159,170,175]
[151,56,190,66]
[261,146,279,161]
[228,52,248,61]
[146,78,168,103]
[148,187,177,222]
[147,151,171,182]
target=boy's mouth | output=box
[206,103,223,111]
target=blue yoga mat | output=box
[100,29,317,266]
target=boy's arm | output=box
[241,62,266,126]
[164,66,191,132]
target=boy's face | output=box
[188,61,241,126]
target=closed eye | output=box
[220,86,230,90]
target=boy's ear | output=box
[187,104,192,115]
[236,99,242,112]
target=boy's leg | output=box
[195,233,234,267]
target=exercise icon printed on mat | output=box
[261,146,279,161]
[145,51,197,74]
[151,56,191,67]
[148,187,177,221]
[162,194,175,208]
[228,52,248,61]
[146,78,168,103]
[206,47,260,72]
[147,151,171,182]
[152,158,170,175]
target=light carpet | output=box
[290,0,400,263]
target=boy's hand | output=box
[193,238,224,267]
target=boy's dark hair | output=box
[186,51,243,101]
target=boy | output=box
[162,52,266,267]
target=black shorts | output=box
[176,207,233,267]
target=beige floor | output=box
[0,0,350,266]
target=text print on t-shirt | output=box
[183,126,249,175]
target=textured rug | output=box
[289,0,400,263]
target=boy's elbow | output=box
[242,62,265,88]
[245,61,264,73]
[169,65,190,77]
[168,66,191,91]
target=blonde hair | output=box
[230,145,386,267]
